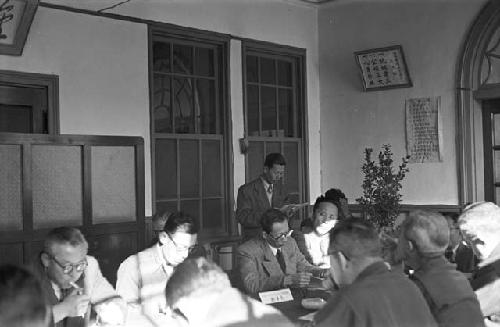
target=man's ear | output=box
[158,231,168,245]
[262,231,268,240]
[338,251,349,269]
[408,240,415,252]
[40,252,50,268]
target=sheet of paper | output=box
[258,288,293,304]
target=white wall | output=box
[0,0,320,215]
[318,0,487,205]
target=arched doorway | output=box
[457,0,500,204]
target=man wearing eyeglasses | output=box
[236,209,317,297]
[311,218,438,327]
[32,227,126,327]
[116,211,198,326]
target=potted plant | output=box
[356,144,410,264]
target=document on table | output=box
[258,288,294,304]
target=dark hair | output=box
[324,188,346,202]
[165,257,229,308]
[164,211,198,235]
[0,264,50,327]
[260,209,288,234]
[313,195,339,213]
[330,218,381,259]
[300,218,314,229]
[264,153,286,169]
[44,227,88,255]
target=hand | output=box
[61,289,90,317]
[95,300,126,325]
[283,272,312,288]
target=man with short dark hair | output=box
[398,210,484,327]
[32,227,126,327]
[0,264,51,327]
[312,218,437,327]
[236,153,294,239]
[236,209,316,297]
[165,257,293,327]
[117,211,198,325]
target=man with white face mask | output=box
[293,196,339,268]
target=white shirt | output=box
[303,232,330,268]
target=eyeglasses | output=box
[46,253,88,275]
[166,233,196,253]
[268,230,292,241]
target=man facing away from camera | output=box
[312,218,437,327]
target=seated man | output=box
[312,218,437,327]
[32,227,126,327]
[444,213,478,277]
[165,257,293,327]
[0,264,51,327]
[236,208,317,297]
[459,202,500,322]
[116,211,198,325]
[398,210,484,327]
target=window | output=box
[0,70,59,134]
[243,43,308,226]
[150,27,230,237]
[483,100,500,204]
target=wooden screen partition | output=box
[0,133,145,285]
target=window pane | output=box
[202,140,221,197]
[278,89,293,137]
[277,60,292,86]
[284,142,299,192]
[247,85,259,136]
[261,86,277,135]
[156,201,178,216]
[153,41,171,72]
[196,79,216,134]
[494,114,500,145]
[180,199,200,228]
[0,145,22,231]
[180,140,199,198]
[247,141,264,181]
[260,57,276,84]
[153,74,172,133]
[195,47,214,77]
[32,145,82,229]
[174,44,193,74]
[173,77,195,134]
[246,55,258,83]
[202,199,223,229]
[266,142,281,155]
[155,139,177,200]
[0,105,32,133]
[91,146,136,224]
[495,150,500,182]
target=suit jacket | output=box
[32,255,124,327]
[236,176,290,239]
[235,236,313,297]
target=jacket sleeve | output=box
[236,186,264,228]
[236,246,284,296]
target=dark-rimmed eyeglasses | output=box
[165,233,196,253]
[45,253,88,275]
[268,230,292,241]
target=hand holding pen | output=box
[65,281,90,318]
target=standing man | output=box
[116,211,198,325]
[32,227,126,327]
[236,153,293,239]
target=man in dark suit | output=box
[445,214,479,277]
[236,153,293,239]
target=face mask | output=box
[315,220,337,235]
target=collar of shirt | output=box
[156,243,174,275]
[261,177,272,192]
[50,281,62,300]
[268,243,280,256]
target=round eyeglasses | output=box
[46,253,88,275]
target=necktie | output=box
[276,249,286,273]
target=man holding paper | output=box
[236,153,301,239]
[236,209,318,298]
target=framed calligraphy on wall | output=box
[354,45,412,91]
[405,96,442,163]
[0,0,39,56]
